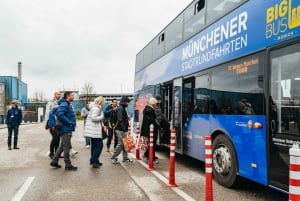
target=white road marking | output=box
[128,153,196,201]
[11,176,35,201]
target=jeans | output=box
[111,130,127,161]
[52,133,72,167]
[7,124,19,147]
[49,129,60,155]
[90,138,103,164]
[85,137,91,146]
[106,128,118,149]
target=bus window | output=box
[206,0,246,24]
[211,53,265,115]
[165,14,183,52]
[183,0,206,40]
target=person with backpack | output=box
[45,91,61,158]
[6,100,22,150]
[84,96,106,168]
[111,96,132,164]
[50,91,77,171]
[103,98,118,152]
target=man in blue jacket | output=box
[50,91,77,171]
[6,100,22,150]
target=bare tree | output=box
[81,82,94,100]
[33,90,45,102]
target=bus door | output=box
[182,77,195,126]
[173,78,183,153]
[159,83,173,145]
[269,42,300,191]
[161,83,173,122]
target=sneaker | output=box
[13,146,20,149]
[65,165,77,171]
[86,145,90,149]
[50,162,62,168]
[111,158,119,164]
[122,158,133,163]
[8,147,12,150]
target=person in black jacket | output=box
[6,100,22,150]
[111,96,132,164]
[141,97,159,163]
[104,98,118,152]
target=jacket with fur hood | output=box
[84,101,104,138]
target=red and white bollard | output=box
[135,122,141,160]
[289,144,300,201]
[148,124,154,171]
[168,128,177,187]
[205,135,213,201]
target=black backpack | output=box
[109,109,118,129]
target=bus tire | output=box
[212,134,238,187]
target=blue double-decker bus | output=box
[134,0,300,192]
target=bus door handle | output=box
[271,120,276,133]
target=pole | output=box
[148,124,154,171]
[289,144,300,201]
[205,135,213,201]
[168,128,177,187]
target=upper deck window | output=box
[207,0,245,24]
[183,0,206,40]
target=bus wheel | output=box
[212,134,237,187]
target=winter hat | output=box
[155,95,162,101]
[120,96,131,103]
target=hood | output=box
[119,96,131,107]
[58,98,67,105]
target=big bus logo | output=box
[266,0,300,39]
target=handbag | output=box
[136,136,149,151]
[123,134,135,152]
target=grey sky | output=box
[0,0,191,99]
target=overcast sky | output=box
[0,0,191,99]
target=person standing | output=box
[104,98,118,152]
[6,100,22,150]
[141,97,159,163]
[154,95,169,146]
[81,100,90,148]
[111,96,132,164]
[45,91,61,158]
[84,96,105,168]
[50,91,77,171]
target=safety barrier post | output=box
[205,135,213,201]
[168,128,177,187]
[148,124,154,171]
[289,144,300,201]
[135,122,141,160]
